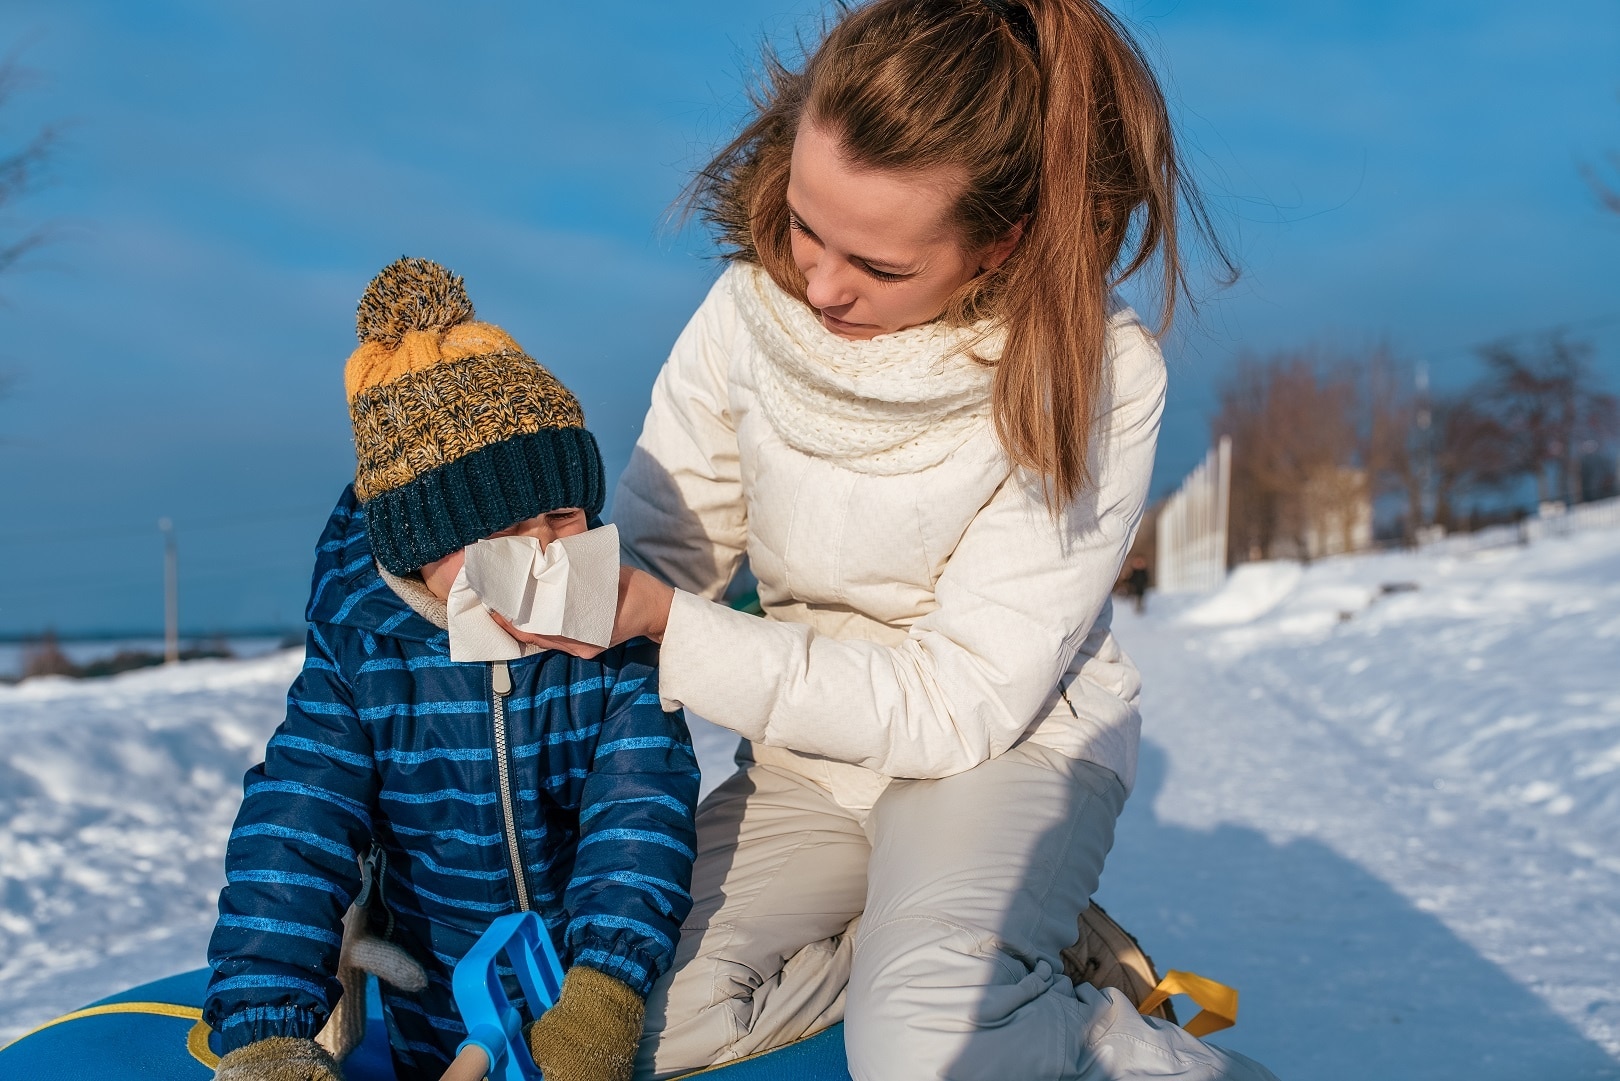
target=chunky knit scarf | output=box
[732,263,1001,475]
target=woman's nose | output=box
[803,259,856,311]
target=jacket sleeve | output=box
[654,317,1166,780]
[203,625,377,1052]
[613,270,749,600]
[562,644,700,997]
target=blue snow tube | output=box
[0,968,850,1080]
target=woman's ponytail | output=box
[992,0,1207,503]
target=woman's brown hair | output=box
[688,0,1228,505]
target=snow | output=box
[1100,528,1620,1078]
[2,529,1618,1078]
[0,654,303,1036]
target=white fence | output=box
[1155,436,1231,594]
[1415,494,1620,558]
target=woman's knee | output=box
[639,931,853,1079]
[846,913,1061,1078]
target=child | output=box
[203,258,699,1081]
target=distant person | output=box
[202,260,699,1081]
[529,2,1278,1078]
[1126,556,1152,614]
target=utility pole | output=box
[1414,362,1433,530]
[159,518,179,664]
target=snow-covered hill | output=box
[2,528,1617,1078]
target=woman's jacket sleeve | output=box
[202,626,376,1051]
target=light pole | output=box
[1414,362,1433,531]
[158,518,178,664]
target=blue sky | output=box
[0,0,1615,636]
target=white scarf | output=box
[732,264,1001,475]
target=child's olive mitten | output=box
[525,966,645,1081]
[214,1037,343,1081]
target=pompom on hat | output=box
[345,257,605,575]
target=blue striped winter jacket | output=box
[204,488,700,1076]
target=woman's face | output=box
[786,120,1019,341]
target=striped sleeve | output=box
[562,644,700,997]
[203,626,377,1052]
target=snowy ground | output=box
[1,529,1617,1078]
[1099,528,1620,1079]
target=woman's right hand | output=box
[490,567,674,659]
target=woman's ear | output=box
[978,217,1026,273]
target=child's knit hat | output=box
[345,257,605,575]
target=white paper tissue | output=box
[447,524,621,662]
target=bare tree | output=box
[1363,347,1425,542]
[1213,352,1366,561]
[0,52,55,282]
[1429,394,1514,528]
[1476,335,1620,505]
[1362,350,1523,538]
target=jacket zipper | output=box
[491,660,531,912]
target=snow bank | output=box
[1177,561,1303,626]
[0,651,303,1038]
[1175,530,1620,869]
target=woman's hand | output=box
[489,566,675,659]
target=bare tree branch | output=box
[1582,91,1620,217]
[1579,151,1620,217]
[1213,351,1368,560]
[1476,334,1620,505]
[0,51,56,282]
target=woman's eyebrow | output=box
[787,202,915,272]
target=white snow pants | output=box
[635,741,1279,1081]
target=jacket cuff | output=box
[217,1004,324,1055]
[570,941,661,999]
[657,590,772,740]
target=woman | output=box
[533,1,1277,1077]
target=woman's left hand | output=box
[489,566,675,658]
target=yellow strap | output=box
[188,1018,222,1067]
[1137,970,1238,1038]
[3,1001,216,1069]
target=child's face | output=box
[419,508,589,601]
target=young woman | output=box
[529,1,1278,1077]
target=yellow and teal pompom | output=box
[356,257,476,345]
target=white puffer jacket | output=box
[614,264,1164,811]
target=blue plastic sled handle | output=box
[452,912,567,1081]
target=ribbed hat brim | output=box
[364,426,606,575]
